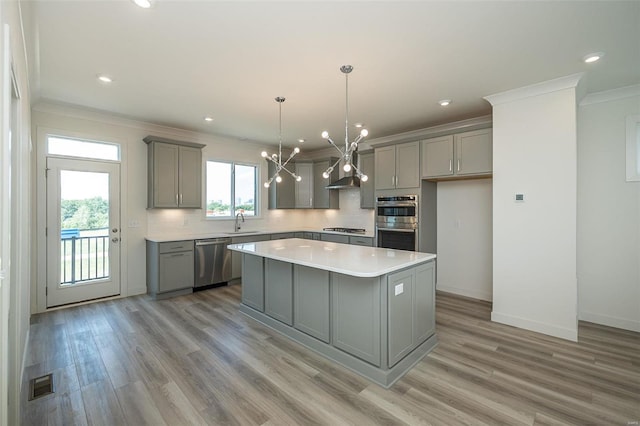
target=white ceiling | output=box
[23,1,640,150]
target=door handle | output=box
[112,228,118,233]
[112,237,119,243]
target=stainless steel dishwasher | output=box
[194,238,232,289]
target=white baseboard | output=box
[579,311,640,332]
[436,284,492,302]
[127,285,147,296]
[491,311,578,341]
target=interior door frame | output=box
[35,126,128,313]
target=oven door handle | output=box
[376,202,417,207]
[376,227,416,233]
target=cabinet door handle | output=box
[457,159,460,171]
[170,253,185,257]
[391,176,394,186]
[175,194,179,205]
[180,194,183,204]
[449,159,452,172]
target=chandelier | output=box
[321,65,369,182]
[261,97,301,188]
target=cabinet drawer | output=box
[349,236,373,247]
[320,233,349,244]
[159,240,194,253]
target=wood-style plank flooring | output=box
[21,286,640,425]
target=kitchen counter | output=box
[228,238,435,278]
[229,238,437,388]
[145,228,375,243]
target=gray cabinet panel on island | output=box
[265,259,293,325]
[229,239,437,388]
[241,253,265,312]
[332,274,381,366]
[294,265,330,343]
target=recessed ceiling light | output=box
[132,0,151,8]
[297,139,305,143]
[583,52,604,63]
[438,99,451,106]
[204,116,214,122]
[97,75,113,84]
[354,123,363,128]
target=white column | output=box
[485,73,583,341]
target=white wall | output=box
[0,1,32,424]
[32,103,374,311]
[486,74,582,341]
[436,179,493,301]
[577,87,640,331]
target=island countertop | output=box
[228,238,436,278]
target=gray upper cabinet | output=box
[421,129,492,179]
[295,162,314,208]
[313,158,339,209]
[267,160,295,209]
[375,141,420,190]
[359,152,375,209]
[144,136,205,209]
[455,129,493,175]
[421,135,454,178]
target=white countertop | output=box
[228,238,436,278]
[146,228,375,243]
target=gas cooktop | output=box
[322,227,366,234]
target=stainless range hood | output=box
[325,152,361,190]
[325,175,360,189]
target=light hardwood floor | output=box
[21,286,640,425]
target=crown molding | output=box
[484,73,585,106]
[365,115,492,148]
[580,84,640,106]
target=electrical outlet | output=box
[395,283,404,296]
[515,193,525,202]
[128,219,140,228]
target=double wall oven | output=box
[376,195,418,251]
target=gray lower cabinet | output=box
[349,236,374,247]
[146,240,194,298]
[241,254,264,312]
[332,274,381,366]
[293,265,330,343]
[231,234,270,280]
[264,259,293,325]
[271,232,296,240]
[387,262,435,367]
[321,233,349,244]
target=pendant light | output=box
[321,65,368,182]
[261,97,301,188]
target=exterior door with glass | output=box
[46,157,121,307]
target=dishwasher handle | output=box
[195,238,231,246]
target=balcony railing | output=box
[60,228,109,285]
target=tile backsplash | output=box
[147,188,374,238]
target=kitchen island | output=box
[228,238,437,388]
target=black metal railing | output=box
[60,228,109,285]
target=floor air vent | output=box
[29,373,54,400]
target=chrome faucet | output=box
[234,210,245,232]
